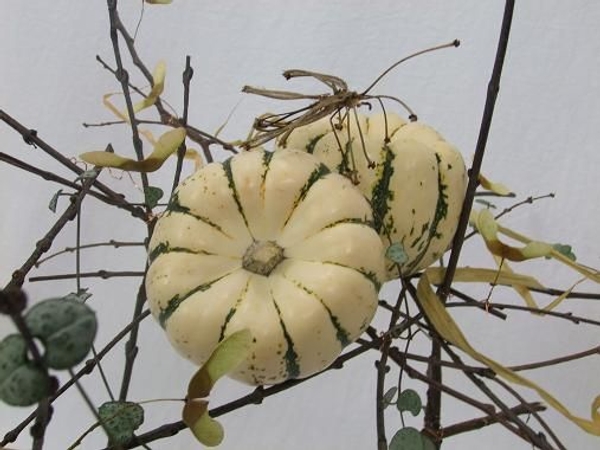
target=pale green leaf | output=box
[478,173,512,196]
[132,61,166,114]
[79,127,186,173]
[183,399,224,447]
[187,329,253,399]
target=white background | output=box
[1,1,599,449]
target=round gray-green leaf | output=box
[99,401,144,445]
[0,334,50,406]
[397,389,422,416]
[25,297,97,370]
[386,243,408,264]
[389,427,424,450]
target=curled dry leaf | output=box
[417,268,600,436]
[182,329,252,447]
[79,127,186,172]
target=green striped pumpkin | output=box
[280,112,467,279]
[146,148,385,385]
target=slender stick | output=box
[424,2,516,444]
[441,402,546,438]
[0,110,146,220]
[171,56,194,192]
[29,271,145,282]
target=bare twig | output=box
[29,270,145,282]
[0,110,146,220]
[441,402,546,438]
[425,2,516,442]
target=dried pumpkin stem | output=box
[242,241,285,276]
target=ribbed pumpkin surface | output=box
[146,148,385,385]
[281,112,467,279]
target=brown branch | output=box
[425,2,516,442]
[489,377,566,450]
[29,270,145,282]
[35,240,145,267]
[0,110,147,221]
[106,0,150,199]
[441,402,546,438]
[0,151,142,217]
[171,55,194,192]
[5,167,102,289]
[110,342,377,449]
[446,301,600,326]
[440,342,555,450]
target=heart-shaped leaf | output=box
[389,427,424,450]
[386,243,408,265]
[145,186,164,208]
[397,389,422,416]
[25,297,97,370]
[0,334,50,406]
[99,401,144,445]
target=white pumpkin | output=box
[146,148,386,385]
[280,112,467,279]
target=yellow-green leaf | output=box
[478,173,512,196]
[183,399,224,447]
[474,209,553,261]
[417,269,600,436]
[79,127,186,172]
[132,61,166,114]
[187,329,252,399]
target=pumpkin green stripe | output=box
[319,261,381,291]
[370,144,395,234]
[218,278,251,342]
[321,217,375,231]
[305,134,326,154]
[271,297,300,379]
[158,272,234,328]
[166,193,229,237]
[285,276,350,346]
[259,150,275,200]
[148,242,216,264]
[283,163,330,227]
[406,152,449,273]
[222,158,252,236]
